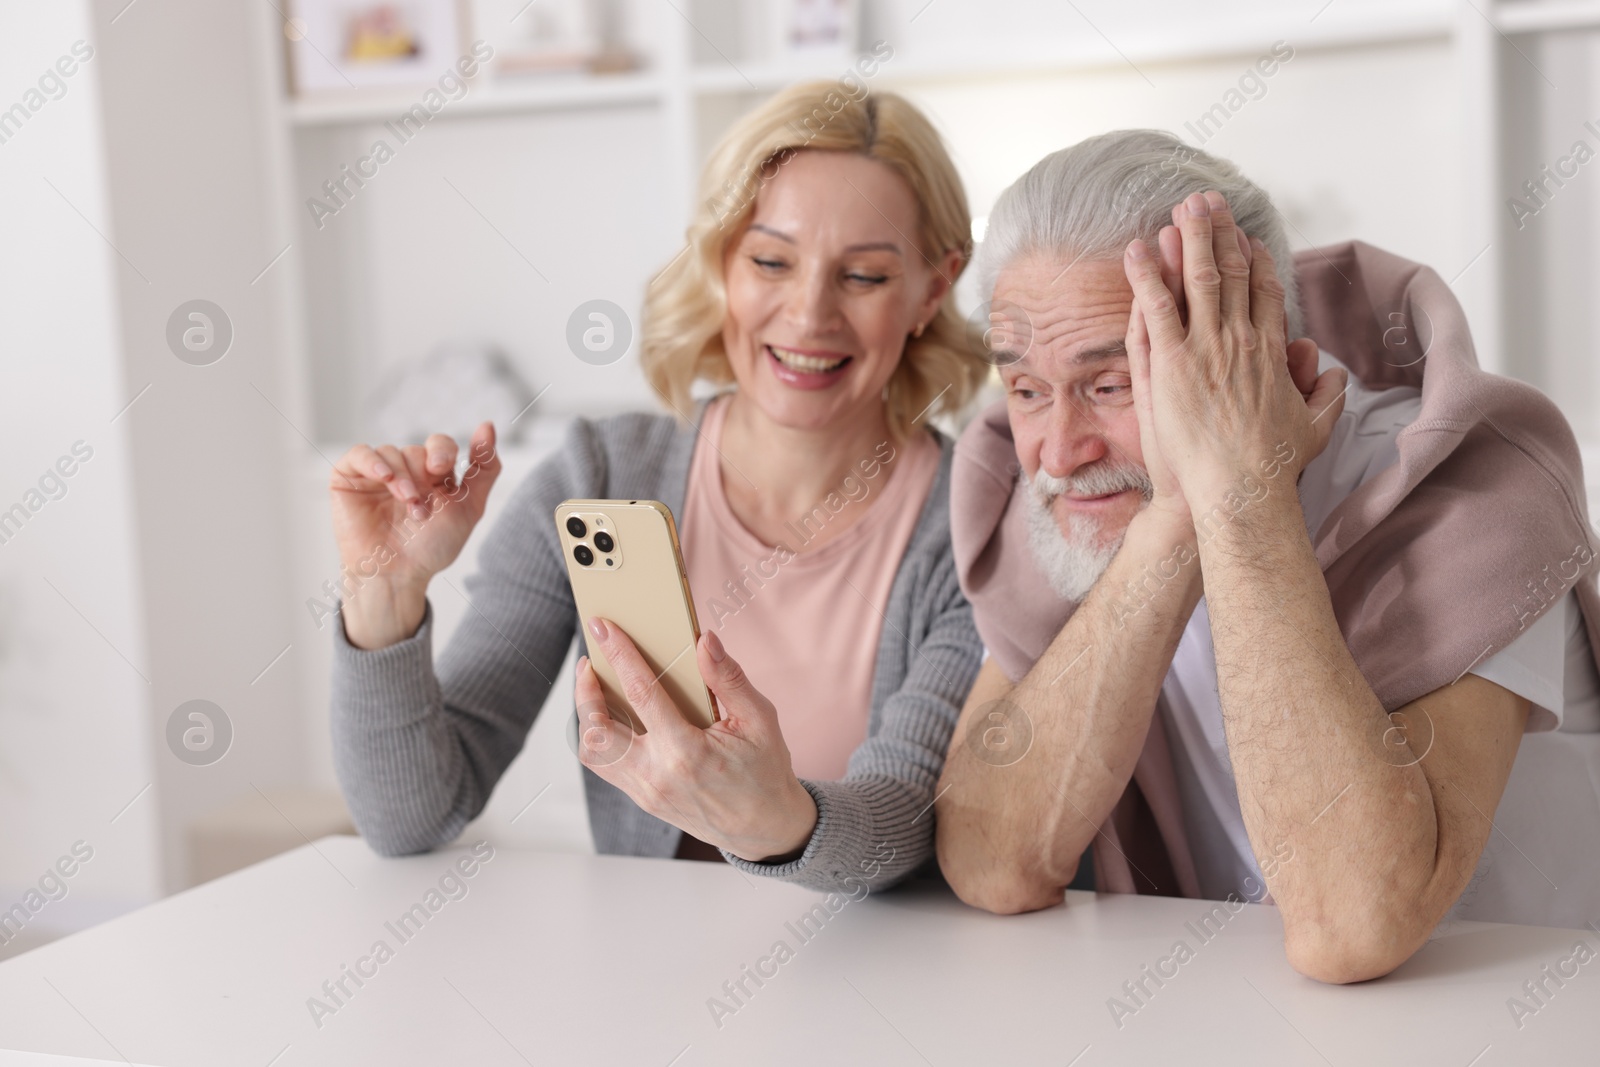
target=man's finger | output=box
[1247,236,1289,344]
[1177,192,1222,336]
[1287,337,1320,398]
[1306,367,1350,444]
[1206,191,1252,329]
[1127,297,1151,365]
[1158,224,1187,327]
[1123,241,1186,354]
[1126,301,1159,436]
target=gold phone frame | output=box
[555,499,717,732]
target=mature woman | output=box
[327,81,985,894]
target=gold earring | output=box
[912,321,926,338]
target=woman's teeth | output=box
[768,345,848,373]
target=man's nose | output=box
[1039,389,1110,478]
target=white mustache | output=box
[1030,461,1153,502]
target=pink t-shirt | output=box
[679,396,940,780]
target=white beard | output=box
[1021,462,1152,602]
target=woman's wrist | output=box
[340,575,430,650]
[752,778,819,864]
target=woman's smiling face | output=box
[721,149,952,433]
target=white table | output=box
[0,836,1593,1066]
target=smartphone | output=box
[556,499,717,733]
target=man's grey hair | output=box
[974,129,1304,339]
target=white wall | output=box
[1501,30,1600,444]
[908,35,1471,353]
[0,0,160,935]
[294,104,675,441]
[89,0,314,892]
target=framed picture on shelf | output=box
[288,0,468,94]
[470,0,637,78]
[769,0,858,62]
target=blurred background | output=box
[3,0,1599,956]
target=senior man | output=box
[935,130,1600,984]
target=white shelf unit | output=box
[286,71,669,125]
[260,0,1479,448]
[1494,0,1600,33]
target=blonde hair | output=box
[640,80,984,440]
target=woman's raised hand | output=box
[329,420,502,648]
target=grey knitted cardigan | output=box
[330,407,983,894]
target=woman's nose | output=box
[784,267,840,335]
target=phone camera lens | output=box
[566,516,587,538]
[573,545,594,567]
[593,531,615,554]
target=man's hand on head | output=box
[1123,191,1346,507]
[1158,200,1320,403]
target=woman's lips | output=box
[765,344,853,390]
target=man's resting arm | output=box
[1203,488,1529,984]
[936,507,1203,913]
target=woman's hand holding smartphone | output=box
[574,622,820,865]
[559,499,818,864]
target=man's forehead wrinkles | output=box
[994,259,1134,366]
[1025,306,1131,361]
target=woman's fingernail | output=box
[1186,192,1210,216]
[1127,240,1149,261]
[588,617,608,641]
[577,655,589,673]
[704,630,726,663]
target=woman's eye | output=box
[845,272,889,285]
[752,257,786,271]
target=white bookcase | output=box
[255,0,1494,448]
